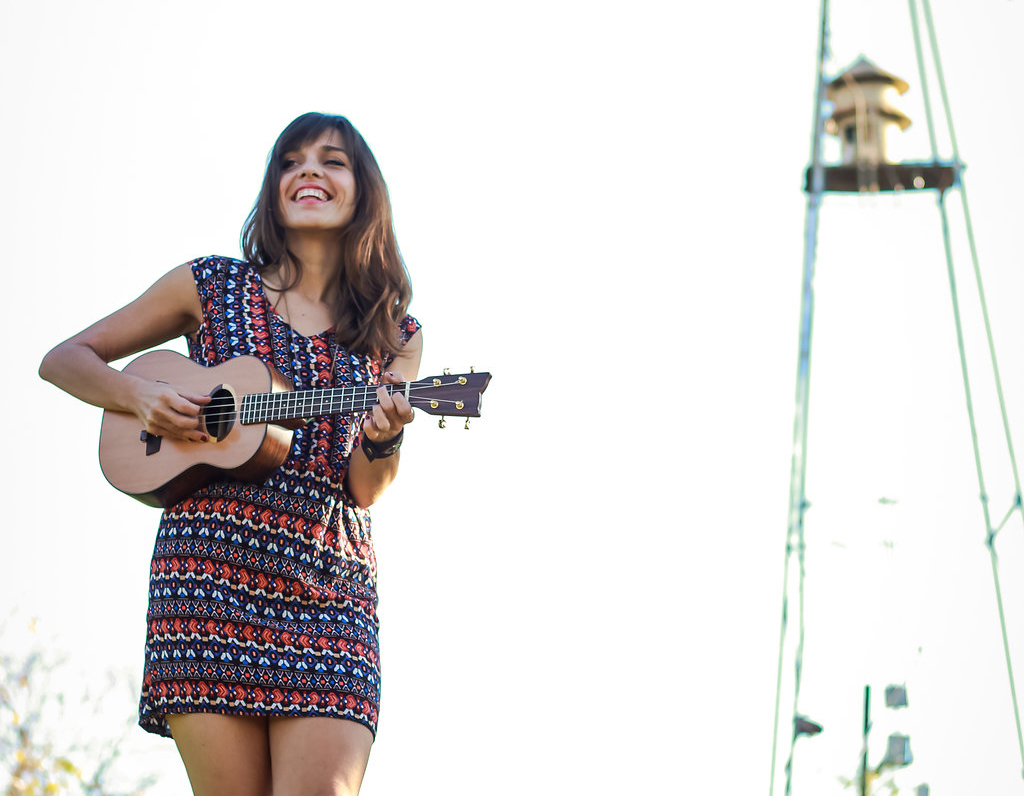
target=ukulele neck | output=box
[240,384,404,425]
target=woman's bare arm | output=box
[39,263,211,442]
[345,329,423,509]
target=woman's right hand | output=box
[129,377,212,443]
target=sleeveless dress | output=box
[138,256,420,738]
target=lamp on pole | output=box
[859,683,918,795]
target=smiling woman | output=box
[242,114,412,361]
[37,112,423,796]
[276,133,357,232]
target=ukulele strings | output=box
[196,383,471,423]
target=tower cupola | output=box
[826,57,911,166]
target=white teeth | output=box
[296,188,329,201]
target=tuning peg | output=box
[470,366,476,373]
[443,367,451,375]
[439,416,447,429]
[464,418,471,430]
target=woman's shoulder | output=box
[398,314,421,347]
[181,257,260,307]
[185,255,255,277]
[184,256,260,291]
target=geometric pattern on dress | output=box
[138,256,419,738]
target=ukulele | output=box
[98,350,491,508]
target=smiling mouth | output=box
[295,187,330,201]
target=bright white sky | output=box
[2,1,1023,794]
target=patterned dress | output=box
[138,256,419,738]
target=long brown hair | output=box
[241,113,412,360]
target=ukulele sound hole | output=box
[204,385,236,442]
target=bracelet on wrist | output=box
[361,428,404,462]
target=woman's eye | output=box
[281,158,298,169]
[326,159,347,167]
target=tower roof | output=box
[828,56,909,94]
[828,106,912,131]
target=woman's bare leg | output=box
[167,713,272,796]
[268,717,373,796]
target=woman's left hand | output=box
[346,330,422,508]
[362,370,414,443]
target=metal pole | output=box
[861,685,871,796]
[768,3,830,796]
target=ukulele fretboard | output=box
[240,385,393,424]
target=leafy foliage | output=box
[839,768,900,795]
[0,621,154,796]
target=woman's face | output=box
[277,128,358,234]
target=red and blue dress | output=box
[138,256,419,738]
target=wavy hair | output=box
[241,113,412,360]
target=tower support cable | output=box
[769,2,829,794]
[921,0,1023,523]
[910,0,1024,776]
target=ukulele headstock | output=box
[405,370,491,425]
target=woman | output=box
[39,112,422,796]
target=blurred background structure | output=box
[771,1,1024,794]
